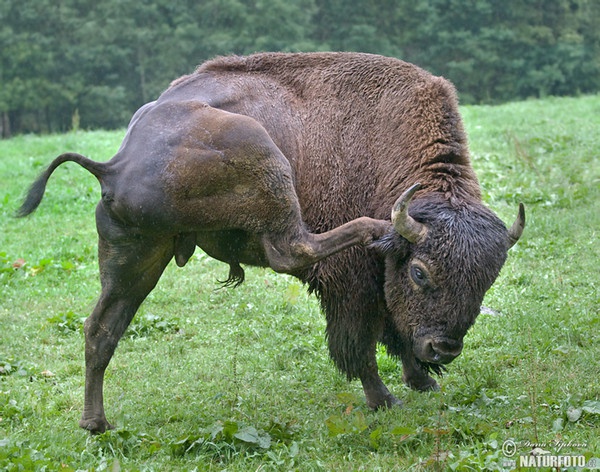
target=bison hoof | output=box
[79,417,114,434]
[404,375,440,392]
[366,393,403,410]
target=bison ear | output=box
[370,232,410,258]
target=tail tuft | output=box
[16,171,51,217]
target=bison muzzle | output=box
[18,52,524,433]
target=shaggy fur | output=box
[167,53,489,379]
[20,53,523,431]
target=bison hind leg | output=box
[218,261,245,288]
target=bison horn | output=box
[508,203,526,248]
[391,183,427,243]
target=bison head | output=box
[375,184,525,387]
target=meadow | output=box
[0,95,599,471]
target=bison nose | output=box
[423,337,463,364]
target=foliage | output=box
[394,0,600,103]
[47,311,86,334]
[2,0,600,136]
[0,95,599,469]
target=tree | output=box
[0,0,80,135]
[394,0,600,103]
[1,0,599,136]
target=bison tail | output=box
[17,152,108,217]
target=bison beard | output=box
[18,52,524,433]
[418,360,448,378]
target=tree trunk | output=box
[137,45,148,104]
[1,112,10,139]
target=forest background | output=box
[1,0,600,137]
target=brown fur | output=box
[20,53,523,431]
[188,53,481,213]
[165,53,488,379]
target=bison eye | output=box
[410,264,428,287]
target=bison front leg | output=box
[313,260,402,410]
[263,218,391,274]
[80,208,173,433]
[360,355,403,410]
[400,350,440,392]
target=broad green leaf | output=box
[369,427,383,450]
[566,406,582,422]
[325,415,348,436]
[582,401,600,415]
[390,426,417,436]
[234,426,272,449]
[553,417,564,431]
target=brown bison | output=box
[19,52,524,433]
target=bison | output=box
[19,52,524,433]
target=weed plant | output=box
[1,96,599,470]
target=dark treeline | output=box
[1,0,599,137]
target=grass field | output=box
[1,95,599,471]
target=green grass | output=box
[1,95,599,471]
